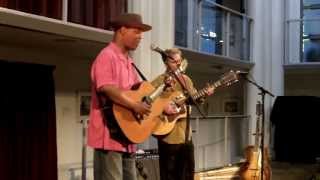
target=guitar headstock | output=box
[219,70,239,87]
[192,69,240,100]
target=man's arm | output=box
[99,85,151,116]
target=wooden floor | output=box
[194,161,320,180]
[194,164,241,180]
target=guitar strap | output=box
[131,62,148,81]
[95,86,131,145]
[171,72,206,144]
[177,75,192,144]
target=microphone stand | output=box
[241,75,274,180]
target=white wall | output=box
[188,71,247,169]
[286,73,320,96]
[246,0,285,149]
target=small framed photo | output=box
[77,92,91,119]
[223,99,239,113]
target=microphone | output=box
[150,44,173,60]
[236,71,249,80]
[236,70,249,75]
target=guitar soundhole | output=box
[131,82,142,90]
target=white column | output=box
[246,0,266,146]
[268,0,285,151]
[247,0,285,147]
[270,0,285,99]
[128,0,153,80]
[128,0,175,81]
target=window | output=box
[199,2,223,55]
[175,0,188,47]
[174,0,251,61]
[302,0,320,62]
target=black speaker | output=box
[270,96,320,163]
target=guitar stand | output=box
[241,75,274,180]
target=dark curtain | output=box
[0,0,62,19]
[270,96,320,163]
[0,0,126,29]
[0,61,57,180]
[0,0,7,6]
[68,0,127,30]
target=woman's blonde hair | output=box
[164,48,182,58]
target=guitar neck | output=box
[149,61,188,103]
[192,81,220,100]
[191,70,238,100]
[173,70,238,106]
[149,83,166,102]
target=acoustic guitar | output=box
[152,70,240,136]
[240,101,271,180]
[111,60,188,143]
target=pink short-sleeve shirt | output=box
[87,42,140,153]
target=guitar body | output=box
[153,70,240,136]
[112,82,181,143]
[153,110,187,135]
[152,90,189,135]
[240,146,271,180]
[240,101,271,180]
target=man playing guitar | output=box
[151,48,214,180]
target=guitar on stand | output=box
[240,101,271,180]
[237,71,274,180]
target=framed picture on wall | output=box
[77,92,91,120]
[223,99,239,113]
